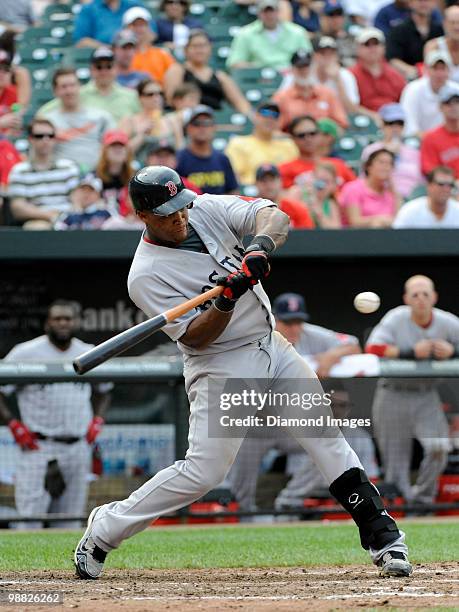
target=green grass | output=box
[0,521,458,572]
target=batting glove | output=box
[86,416,105,444]
[9,419,39,450]
[215,270,256,312]
[242,234,275,281]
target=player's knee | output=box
[185,458,231,493]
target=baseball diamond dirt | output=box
[2,563,458,611]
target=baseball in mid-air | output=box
[354,292,381,314]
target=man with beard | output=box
[0,301,111,529]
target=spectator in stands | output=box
[393,165,459,227]
[424,6,459,85]
[401,50,453,138]
[255,163,315,228]
[286,162,343,228]
[316,117,341,158]
[38,68,115,172]
[386,0,443,82]
[350,28,406,120]
[38,49,140,124]
[227,0,311,71]
[55,175,112,230]
[119,78,183,162]
[421,84,459,177]
[0,31,31,108]
[176,105,239,194]
[0,0,34,34]
[339,146,401,227]
[165,82,201,136]
[288,0,321,33]
[374,0,411,35]
[309,36,360,114]
[7,118,79,228]
[273,50,348,130]
[225,102,298,185]
[73,0,145,48]
[362,104,423,199]
[156,0,202,49]
[95,129,134,212]
[319,0,357,68]
[123,6,176,85]
[0,50,23,135]
[164,30,252,115]
[145,138,202,194]
[0,138,21,197]
[279,115,356,188]
[113,30,150,89]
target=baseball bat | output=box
[73,286,223,375]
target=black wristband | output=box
[214,295,235,312]
[246,234,276,254]
[399,349,415,359]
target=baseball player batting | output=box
[74,166,412,579]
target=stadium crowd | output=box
[0,0,459,228]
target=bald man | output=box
[366,275,459,504]
[425,6,459,84]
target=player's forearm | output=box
[0,394,13,424]
[179,306,233,350]
[254,206,289,250]
[91,391,111,418]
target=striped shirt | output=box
[7,158,80,213]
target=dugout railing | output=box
[0,357,458,525]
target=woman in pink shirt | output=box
[338,147,401,227]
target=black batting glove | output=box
[241,234,275,281]
[214,270,256,312]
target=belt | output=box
[34,432,82,444]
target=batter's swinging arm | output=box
[73,286,223,375]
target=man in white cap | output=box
[227,0,311,71]
[401,50,455,137]
[349,27,406,120]
[123,6,175,85]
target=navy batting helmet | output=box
[129,166,197,215]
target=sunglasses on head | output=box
[433,179,455,187]
[293,130,318,138]
[258,108,279,119]
[31,132,55,140]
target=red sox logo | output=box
[165,181,178,197]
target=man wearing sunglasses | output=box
[421,84,459,176]
[75,164,413,580]
[366,275,459,505]
[393,165,459,227]
[8,117,80,228]
[225,102,298,185]
[350,28,406,120]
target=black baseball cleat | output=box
[74,506,108,579]
[377,551,413,577]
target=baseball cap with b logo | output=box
[272,293,310,322]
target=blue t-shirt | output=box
[73,0,146,45]
[291,1,320,33]
[117,71,151,89]
[156,16,203,44]
[176,148,239,195]
[374,3,442,35]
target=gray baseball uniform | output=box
[228,323,364,510]
[88,194,407,564]
[367,306,459,503]
[2,335,110,528]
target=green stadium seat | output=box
[42,4,74,24]
[232,67,282,97]
[62,46,93,67]
[214,106,253,135]
[217,2,256,25]
[335,136,363,170]
[407,184,427,200]
[346,113,380,138]
[17,46,61,65]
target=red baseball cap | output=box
[103,129,129,146]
